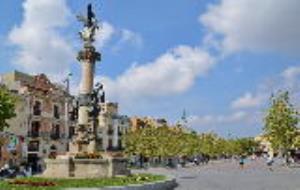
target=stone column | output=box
[69,45,100,154]
[77,46,100,126]
[80,60,95,94]
[78,62,94,125]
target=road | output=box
[133,158,300,190]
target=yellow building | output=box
[129,116,168,131]
[255,134,274,157]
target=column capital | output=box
[77,46,101,63]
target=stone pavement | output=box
[133,158,300,190]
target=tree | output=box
[293,135,300,149]
[0,86,16,131]
[264,91,299,162]
[198,133,220,157]
[232,137,259,156]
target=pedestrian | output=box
[239,155,245,169]
[194,157,199,166]
[266,155,274,171]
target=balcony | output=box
[50,133,60,140]
[28,131,40,138]
[107,129,114,135]
[28,141,39,152]
[54,113,60,119]
[33,109,41,116]
[50,124,60,140]
[69,127,75,139]
[53,105,60,119]
[33,101,42,116]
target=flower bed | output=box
[0,174,166,190]
[74,152,102,159]
[9,179,56,187]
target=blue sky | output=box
[0,0,299,137]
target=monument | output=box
[70,3,101,155]
[43,4,129,178]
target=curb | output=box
[65,176,177,190]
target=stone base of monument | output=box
[43,155,130,178]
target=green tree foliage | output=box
[232,137,259,155]
[0,86,16,131]
[198,133,219,156]
[264,91,299,152]
[123,124,259,159]
[293,135,300,149]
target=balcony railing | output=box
[28,142,39,152]
[50,133,60,140]
[107,129,114,135]
[28,131,40,138]
[33,109,41,116]
[54,112,60,119]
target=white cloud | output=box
[99,45,215,101]
[281,67,300,109]
[200,0,300,54]
[120,29,143,47]
[190,111,248,126]
[228,65,300,133]
[111,29,143,52]
[188,111,263,136]
[282,66,300,82]
[231,92,265,109]
[95,22,115,49]
[9,0,73,78]
[95,22,142,51]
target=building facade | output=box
[0,71,131,170]
[97,102,130,151]
[130,116,168,131]
[0,71,72,171]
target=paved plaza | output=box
[134,158,300,190]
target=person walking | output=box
[266,155,274,171]
[239,155,245,169]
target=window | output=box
[108,139,113,150]
[53,105,60,119]
[28,141,39,152]
[50,125,60,140]
[118,127,123,136]
[118,139,122,150]
[30,121,40,138]
[107,125,113,135]
[33,101,42,116]
[69,126,75,139]
[97,138,103,149]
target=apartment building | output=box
[0,71,72,172]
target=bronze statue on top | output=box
[77,4,99,43]
[76,3,101,62]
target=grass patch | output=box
[0,174,166,190]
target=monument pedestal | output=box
[69,140,98,154]
[43,155,130,178]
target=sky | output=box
[0,0,299,137]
